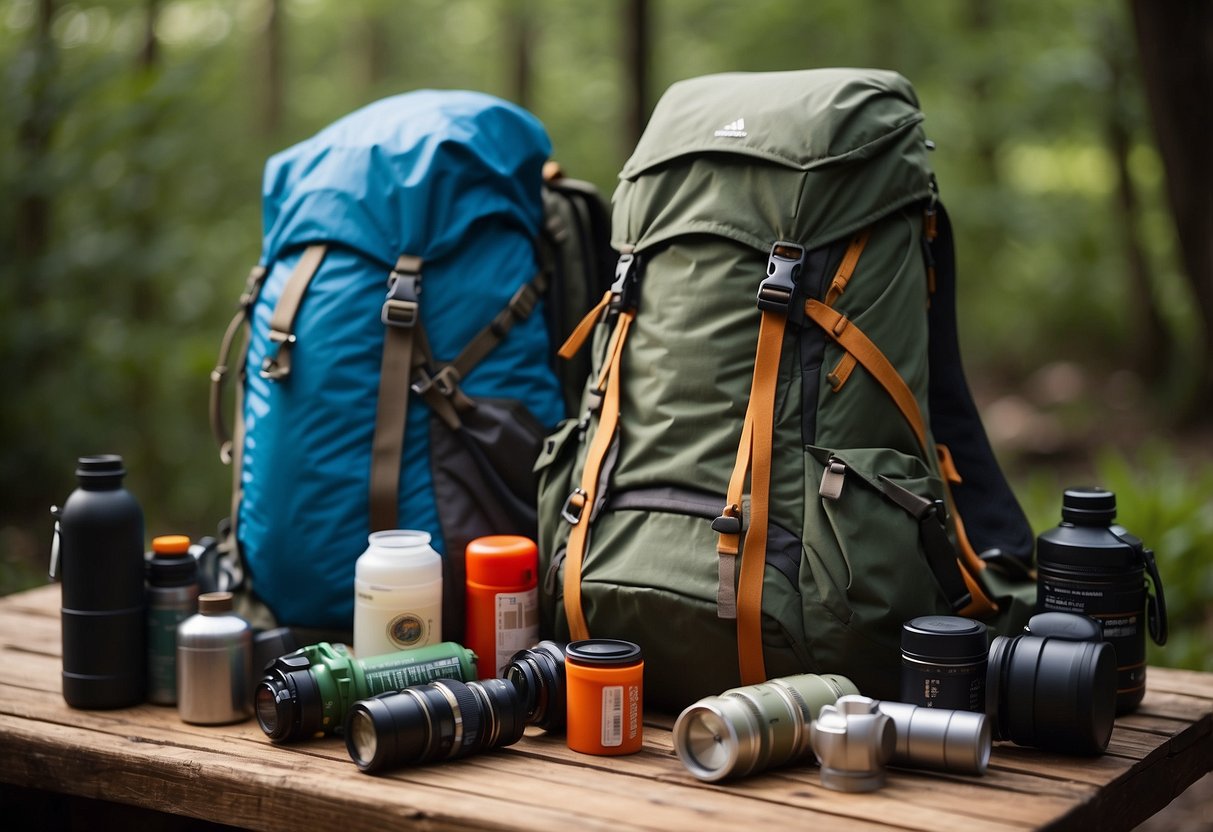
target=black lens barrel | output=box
[256,656,324,742]
[345,678,526,774]
[504,640,567,731]
[986,613,1117,755]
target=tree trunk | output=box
[259,0,284,135]
[15,0,56,270]
[1103,13,1169,380]
[1130,1,1213,422]
[622,0,650,151]
[507,0,533,111]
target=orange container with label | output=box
[465,535,539,679]
[565,639,644,755]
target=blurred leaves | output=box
[0,0,1208,666]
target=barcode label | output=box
[601,685,624,747]
[495,589,539,675]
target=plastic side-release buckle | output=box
[609,251,641,313]
[757,241,805,314]
[382,256,423,328]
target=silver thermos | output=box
[177,592,252,724]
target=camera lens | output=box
[344,678,527,773]
[255,654,323,742]
[504,641,566,731]
[986,613,1117,755]
[673,673,858,782]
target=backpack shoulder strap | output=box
[369,255,424,532]
[927,204,1034,570]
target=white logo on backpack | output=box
[714,118,747,138]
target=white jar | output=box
[353,530,443,658]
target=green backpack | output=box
[537,69,1037,710]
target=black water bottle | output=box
[51,455,147,708]
[1036,487,1168,714]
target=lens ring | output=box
[433,680,482,759]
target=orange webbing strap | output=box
[823,229,872,307]
[369,255,424,532]
[936,444,999,617]
[826,353,858,392]
[558,291,612,360]
[803,299,929,458]
[734,309,787,684]
[714,410,753,618]
[562,310,634,641]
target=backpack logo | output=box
[714,118,747,138]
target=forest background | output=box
[1,0,1210,673]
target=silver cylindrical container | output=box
[177,592,252,725]
[876,700,990,775]
[673,673,858,782]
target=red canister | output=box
[465,535,539,679]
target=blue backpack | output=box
[209,91,612,635]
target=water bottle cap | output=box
[152,535,191,555]
[465,535,537,588]
[75,454,126,479]
[199,591,234,614]
[1061,487,1117,526]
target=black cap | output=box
[76,455,125,479]
[1061,487,1117,526]
[901,616,988,663]
[565,639,642,666]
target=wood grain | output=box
[1,584,1211,831]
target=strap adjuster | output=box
[561,488,588,524]
[382,256,422,329]
[757,241,805,313]
[711,504,742,535]
[259,331,297,380]
[609,252,641,313]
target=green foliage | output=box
[0,0,1206,646]
[1016,445,1213,672]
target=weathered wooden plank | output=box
[1146,667,1213,700]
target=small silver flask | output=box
[177,591,252,725]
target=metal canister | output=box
[177,592,253,725]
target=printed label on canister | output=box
[364,656,467,694]
[387,612,428,648]
[601,685,624,747]
[494,588,539,676]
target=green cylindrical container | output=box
[254,641,478,742]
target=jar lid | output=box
[199,591,234,614]
[566,639,642,666]
[901,616,988,662]
[465,535,537,587]
[1061,487,1117,526]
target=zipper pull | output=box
[544,547,567,596]
[819,459,847,500]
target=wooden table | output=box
[1,584,1210,831]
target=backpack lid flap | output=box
[614,69,934,252]
[261,90,551,267]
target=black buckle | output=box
[757,242,805,313]
[382,257,422,328]
[609,252,641,313]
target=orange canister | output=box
[564,639,644,755]
[465,535,539,679]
